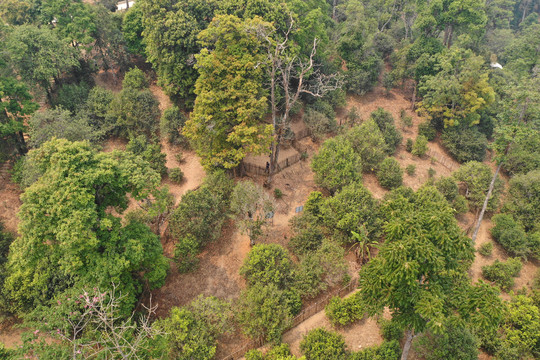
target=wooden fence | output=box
[295,128,312,140]
[219,278,359,360]
[244,152,303,176]
[426,148,458,172]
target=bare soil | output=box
[0,178,21,235]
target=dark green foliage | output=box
[53,82,90,114]
[376,158,403,190]
[304,108,337,140]
[436,177,459,202]
[122,3,145,55]
[274,188,283,199]
[122,67,148,90]
[418,121,436,141]
[478,242,493,257]
[345,51,383,95]
[345,120,387,172]
[373,32,395,58]
[453,195,469,214]
[500,130,540,176]
[325,292,365,326]
[28,107,97,148]
[321,183,381,242]
[405,138,413,152]
[370,108,402,154]
[311,136,362,193]
[236,283,293,343]
[491,214,532,258]
[441,127,487,163]
[156,296,232,360]
[126,135,167,177]
[174,235,199,272]
[240,244,294,289]
[505,170,540,233]
[168,171,233,252]
[453,161,504,211]
[246,344,298,360]
[405,164,416,176]
[289,212,324,255]
[412,135,428,157]
[0,223,14,312]
[84,86,115,135]
[295,240,348,298]
[413,326,479,360]
[160,106,187,146]
[169,167,184,184]
[481,258,522,291]
[349,340,401,360]
[107,88,160,139]
[300,328,347,360]
[379,319,404,342]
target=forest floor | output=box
[0,69,537,360]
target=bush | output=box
[370,108,402,154]
[325,292,365,326]
[304,108,337,140]
[174,235,200,272]
[300,328,347,360]
[406,164,416,176]
[413,326,478,360]
[452,195,469,214]
[418,121,436,141]
[382,72,396,94]
[491,214,530,258]
[84,86,115,134]
[412,135,428,157]
[400,109,413,128]
[500,130,540,175]
[478,242,493,257]
[126,135,168,177]
[347,107,361,125]
[169,167,184,183]
[240,244,294,289]
[405,138,413,152]
[453,161,504,211]
[435,177,459,201]
[376,158,403,189]
[505,170,540,233]
[289,213,324,255]
[349,340,401,360]
[345,52,382,95]
[428,167,436,178]
[379,319,404,342]
[161,106,187,146]
[345,120,387,172]
[122,67,148,90]
[482,258,522,291]
[274,188,283,199]
[311,136,363,193]
[441,127,487,163]
[53,82,90,113]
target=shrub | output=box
[481,258,522,291]
[491,214,530,258]
[418,121,436,141]
[161,106,187,146]
[300,328,347,360]
[169,167,184,183]
[240,244,294,289]
[382,72,396,94]
[406,164,416,176]
[435,177,459,201]
[376,158,403,189]
[505,170,540,233]
[84,86,115,134]
[349,340,401,360]
[174,235,200,272]
[405,138,413,152]
[311,136,363,193]
[175,152,184,163]
[453,161,504,211]
[478,242,493,257]
[304,108,336,140]
[347,107,361,125]
[453,195,469,214]
[345,120,387,172]
[400,109,413,128]
[289,213,324,255]
[379,319,404,342]
[126,135,168,176]
[370,108,402,154]
[413,326,478,360]
[308,99,336,120]
[345,52,382,95]
[246,344,295,360]
[412,135,428,157]
[441,127,487,163]
[53,82,90,113]
[428,167,436,178]
[122,67,148,90]
[325,292,365,326]
[274,188,283,199]
[500,130,540,175]
[236,283,293,343]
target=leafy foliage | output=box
[370,108,402,154]
[441,127,487,163]
[325,292,365,326]
[160,106,187,146]
[376,158,403,190]
[240,244,294,289]
[349,340,401,360]
[126,135,167,177]
[413,326,479,360]
[453,161,504,211]
[345,120,387,172]
[411,135,428,157]
[504,170,540,233]
[481,258,522,291]
[300,328,347,360]
[122,67,148,90]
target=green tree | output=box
[122,3,145,55]
[5,139,168,313]
[370,108,402,154]
[240,244,294,289]
[376,157,403,189]
[160,106,187,146]
[311,136,363,193]
[344,120,387,172]
[126,135,167,177]
[5,25,79,102]
[505,170,540,233]
[122,67,149,90]
[453,161,504,211]
[184,15,273,170]
[300,328,347,360]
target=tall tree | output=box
[5,139,168,314]
[183,15,273,170]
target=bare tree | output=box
[256,17,342,184]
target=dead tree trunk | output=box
[401,330,414,360]
[471,162,502,242]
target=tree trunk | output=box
[125,0,130,9]
[16,131,28,155]
[471,162,502,242]
[332,0,337,20]
[411,81,417,110]
[401,329,414,360]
